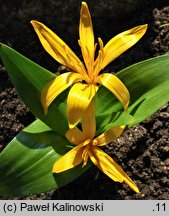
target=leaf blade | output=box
[96,54,169,130]
[0,119,90,196]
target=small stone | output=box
[164,158,169,166]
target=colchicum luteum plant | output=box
[0,2,169,196]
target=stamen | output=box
[82,144,90,167]
[94,50,102,78]
[94,43,97,53]
[92,139,97,146]
[83,139,91,146]
[93,37,105,77]
[97,37,104,69]
[98,37,104,56]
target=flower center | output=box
[81,139,97,167]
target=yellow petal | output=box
[67,83,98,128]
[96,73,130,110]
[82,100,96,139]
[89,147,140,193]
[79,2,95,75]
[96,125,125,146]
[52,144,83,173]
[97,24,148,70]
[41,72,83,114]
[81,144,90,167]
[31,20,87,76]
[65,127,85,145]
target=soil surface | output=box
[0,1,169,199]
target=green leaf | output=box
[0,43,68,135]
[0,119,90,196]
[96,112,135,136]
[96,54,169,128]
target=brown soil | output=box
[0,1,169,199]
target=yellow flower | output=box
[52,102,139,193]
[31,2,147,128]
